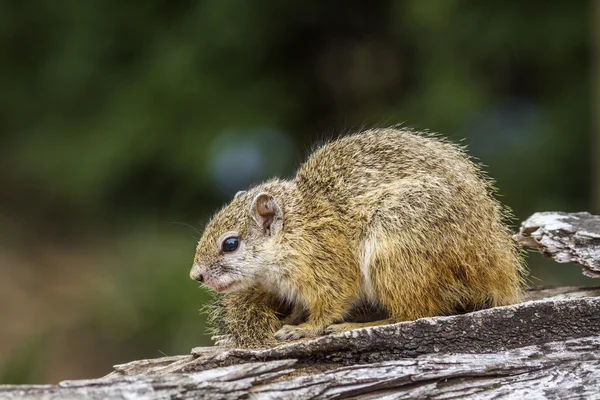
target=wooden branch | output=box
[2,286,599,399]
[5,211,600,398]
[106,286,600,377]
[2,335,599,399]
[515,211,600,277]
[0,360,296,400]
[253,336,600,399]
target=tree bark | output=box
[3,211,600,399]
[2,286,599,399]
[514,211,600,277]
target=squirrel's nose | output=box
[190,265,204,282]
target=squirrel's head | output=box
[190,186,285,293]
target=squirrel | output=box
[190,128,525,347]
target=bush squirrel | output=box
[190,128,525,347]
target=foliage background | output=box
[0,0,594,383]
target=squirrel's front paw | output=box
[274,324,308,340]
[274,324,319,341]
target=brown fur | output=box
[191,128,526,347]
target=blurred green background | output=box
[0,0,596,384]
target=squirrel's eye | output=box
[222,237,240,253]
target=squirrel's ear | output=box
[234,190,247,199]
[251,192,283,235]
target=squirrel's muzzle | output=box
[190,264,204,282]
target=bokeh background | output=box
[1,0,597,384]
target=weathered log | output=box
[2,335,600,399]
[515,211,600,277]
[100,286,600,377]
[4,211,600,399]
[1,286,599,399]
[0,360,296,400]
[253,336,600,399]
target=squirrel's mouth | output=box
[206,280,243,293]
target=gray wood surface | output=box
[3,211,600,399]
[515,211,600,277]
[2,287,599,399]
[2,333,600,399]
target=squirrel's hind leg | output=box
[360,178,458,322]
